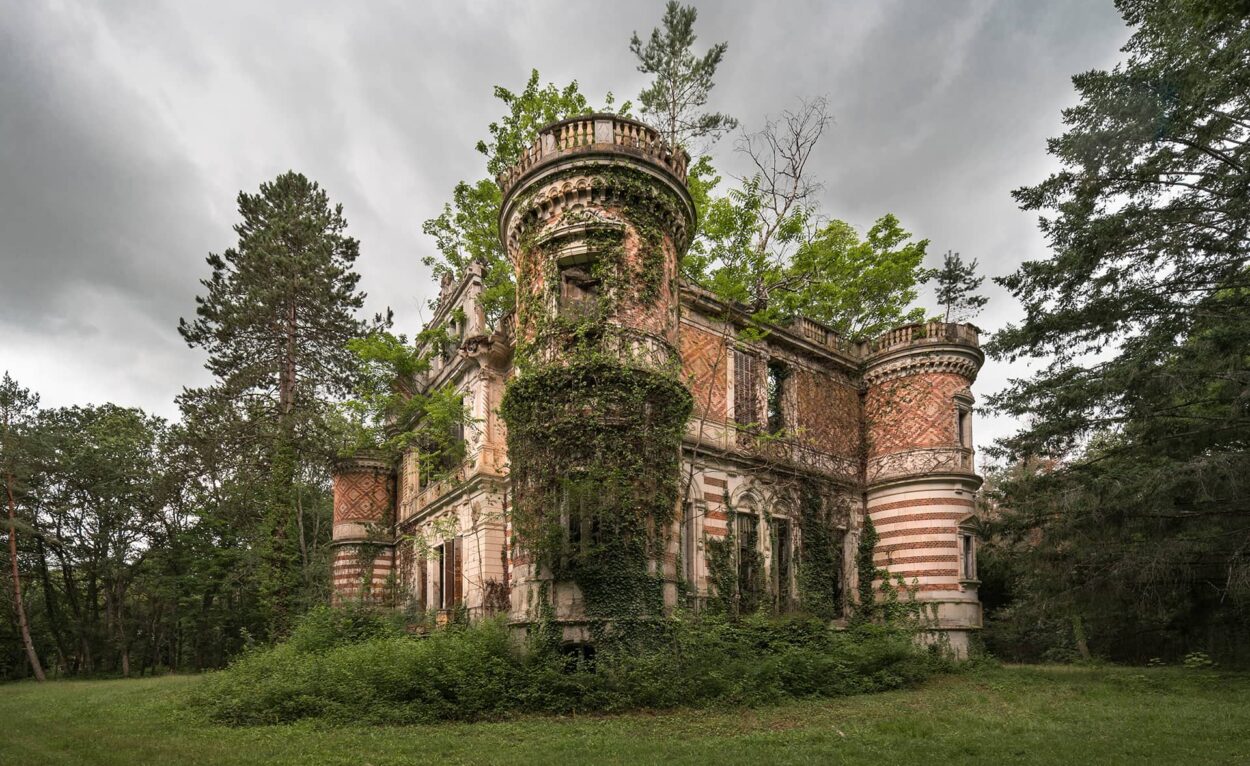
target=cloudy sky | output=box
[1,0,1130,451]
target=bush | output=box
[192,609,954,725]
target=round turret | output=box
[498,115,695,642]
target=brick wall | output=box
[864,371,966,458]
[679,323,729,421]
[791,367,860,461]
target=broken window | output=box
[766,360,788,434]
[559,263,601,317]
[736,512,762,613]
[562,477,601,559]
[960,531,976,580]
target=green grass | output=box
[1,665,1247,765]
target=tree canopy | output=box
[179,171,368,632]
[983,0,1250,664]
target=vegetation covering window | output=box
[766,361,788,434]
[770,517,792,610]
[733,349,758,428]
[736,512,762,612]
[562,477,600,558]
[438,538,464,610]
[558,262,601,318]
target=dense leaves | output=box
[983,0,1250,664]
[178,171,369,634]
[193,610,950,725]
[421,71,601,327]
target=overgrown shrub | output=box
[192,609,954,725]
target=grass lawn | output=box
[1,664,1247,765]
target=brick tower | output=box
[329,453,396,604]
[497,115,696,642]
[863,322,984,654]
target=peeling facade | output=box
[331,115,985,654]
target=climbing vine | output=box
[855,512,880,622]
[797,480,848,619]
[500,163,696,642]
[501,362,691,636]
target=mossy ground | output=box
[3,664,1248,765]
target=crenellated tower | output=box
[497,115,696,642]
[862,321,984,653]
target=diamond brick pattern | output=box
[333,470,392,523]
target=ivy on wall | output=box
[502,362,691,633]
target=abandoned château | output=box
[331,114,985,654]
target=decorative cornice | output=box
[863,346,983,386]
[333,452,393,476]
[501,165,693,259]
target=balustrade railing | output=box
[497,114,689,196]
[867,320,980,355]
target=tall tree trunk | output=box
[5,468,46,681]
[35,537,69,671]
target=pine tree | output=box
[630,1,737,150]
[986,0,1250,662]
[932,250,987,323]
[179,171,367,633]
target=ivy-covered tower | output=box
[498,115,695,643]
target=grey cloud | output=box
[0,0,1129,449]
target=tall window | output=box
[438,538,463,610]
[680,501,697,591]
[770,517,792,610]
[736,512,762,613]
[766,361,788,434]
[960,532,977,580]
[733,350,758,428]
[415,552,428,611]
[562,477,600,559]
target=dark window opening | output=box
[560,642,596,673]
[957,410,969,447]
[680,501,697,590]
[559,263,601,317]
[563,478,601,559]
[961,532,976,580]
[766,361,788,434]
[438,538,463,610]
[415,553,428,611]
[771,517,792,610]
[736,513,762,613]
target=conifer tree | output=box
[932,250,987,323]
[630,1,737,149]
[179,171,367,633]
[985,0,1250,662]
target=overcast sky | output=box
[0,0,1130,452]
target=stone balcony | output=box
[496,114,689,198]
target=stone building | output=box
[331,115,985,654]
